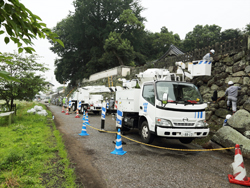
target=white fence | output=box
[88,66,131,81]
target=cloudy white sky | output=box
[1,0,249,88]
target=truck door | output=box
[139,84,156,132]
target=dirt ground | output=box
[52,108,107,188]
[47,104,249,188]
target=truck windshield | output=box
[156,81,203,104]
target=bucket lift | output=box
[118,59,212,88]
[176,60,212,80]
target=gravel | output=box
[48,104,249,188]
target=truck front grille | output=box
[173,123,195,127]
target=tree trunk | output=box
[10,99,14,111]
[113,50,124,65]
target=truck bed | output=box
[116,89,140,112]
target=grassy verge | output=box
[0,102,76,188]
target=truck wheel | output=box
[140,121,155,144]
[179,138,194,144]
[72,104,76,111]
[80,106,84,114]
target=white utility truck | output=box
[115,60,212,144]
[69,85,118,114]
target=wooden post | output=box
[8,113,12,125]
[248,35,250,50]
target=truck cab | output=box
[116,63,211,144]
[138,80,208,144]
[69,85,118,114]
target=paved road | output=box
[47,104,250,188]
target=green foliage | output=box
[244,23,250,35]
[151,26,182,58]
[0,0,64,52]
[101,9,145,66]
[0,0,64,81]
[183,24,222,52]
[0,53,20,82]
[50,0,146,85]
[0,102,76,187]
[221,28,243,42]
[49,0,249,85]
[102,31,135,65]
[0,53,49,109]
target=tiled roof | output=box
[157,44,184,62]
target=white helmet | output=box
[226,114,232,119]
[210,49,215,54]
[228,81,234,85]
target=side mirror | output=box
[162,93,168,104]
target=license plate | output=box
[183,132,193,136]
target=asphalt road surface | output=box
[47,104,250,188]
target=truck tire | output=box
[179,138,194,144]
[140,121,155,144]
[80,106,84,114]
[72,103,76,112]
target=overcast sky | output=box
[1,0,249,88]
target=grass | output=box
[0,102,77,188]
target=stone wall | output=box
[189,49,250,125]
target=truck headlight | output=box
[196,120,207,127]
[155,118,173,127]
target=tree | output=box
[50,0,146,85]
[101,31,135,66]
[151,26,181,58]
[0,52,49,110]
[101,9,144,66]
[182,24,221,52]
[220,28,243,42]
[244,23,250,35]
[0,0,64,80]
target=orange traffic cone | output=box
[65,107,69,115]
[75,109,80,118]
[61,106,65,113]
[228,144,250,186]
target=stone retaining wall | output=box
[190,49,250,125]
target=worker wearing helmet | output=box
[225,81,241,114]
[223,114,232,126]
[203,49,215,61]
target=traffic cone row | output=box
[65,107,69,115]
[61,106,65,113]
[75,109,80,118]
[60,107,127,155]
[228,144,250,186]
